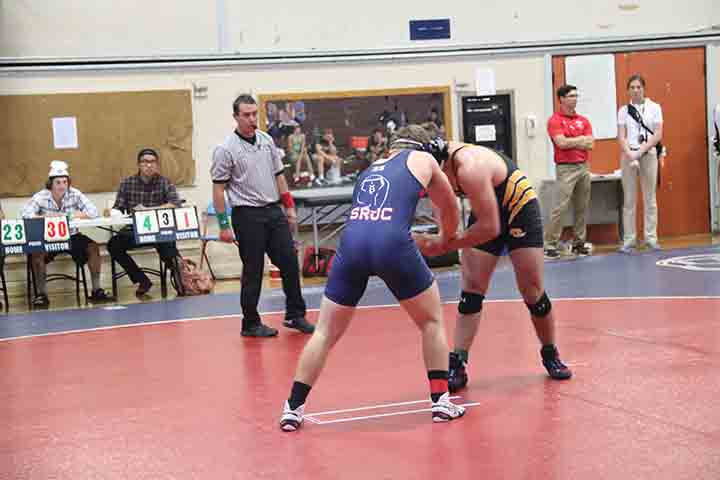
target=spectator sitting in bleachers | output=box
[366,128,388,163]
[287,126,314,184]
[312,128,341,185]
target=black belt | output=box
[233,201,281,209]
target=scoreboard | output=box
[132,207,200,244]
[0,207,200,256]
[1,217,71,255]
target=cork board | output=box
[0,90,194,197]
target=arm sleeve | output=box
[164,179,181,207]
[271,143,285,176]
[547,115,563,138]
[113,180,128,213]
[21,194,41,218]
[77,191,99,218]
[653,103,663,126]
[617,106,628,126]
[210,146,233,183]
[584,117,594,136]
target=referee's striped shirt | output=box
[211,130,285,207]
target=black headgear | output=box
[391,137,449,165]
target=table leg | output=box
[312,206,319,270]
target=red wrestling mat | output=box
[1,298,718,479]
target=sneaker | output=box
[32,294,50,308]
[283,317,315,334]
[280,401,305,432]
[544,248,560,260]
[135,278,153,296]
[541,345,572,380]
[448,352,468,393]
[618,244,635,254]
[646,241,661,251]
[241,323,279,337]
[88,288,115,302]
[431,392,466,422]
[572,243,592,256]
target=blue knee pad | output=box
[458,291,484,314]
[526,291,552,317]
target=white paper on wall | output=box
[52,117,79,149]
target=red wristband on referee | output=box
[280,191,295,209]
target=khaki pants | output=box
[621,150,658,246]
[544,162,592,249]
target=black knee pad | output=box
[526,291,552,317]
[458,291,484,314]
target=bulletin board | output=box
[0,90,194,197]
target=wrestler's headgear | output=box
[390,137,449,165]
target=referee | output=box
[211,94,313,337]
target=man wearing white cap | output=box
[21,161,113,307]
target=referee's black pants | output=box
[232,204,306,330]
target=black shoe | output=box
[448,352,468,393]
[32,294,50,308]
[544,248,560,260]
[135,278,153,296]
[541,345,572,380]
[89,288,115,302]
[283,317,315,334]
[241,323,279,337]
[572,244,591,256]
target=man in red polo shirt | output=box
[544,84,594,259]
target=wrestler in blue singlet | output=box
[324,150,433,306]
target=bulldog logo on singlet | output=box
[350,174,393,221]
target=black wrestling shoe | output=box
[541,345,572,380]
[448,352,468,393]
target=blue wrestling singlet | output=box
[324,150,434,306]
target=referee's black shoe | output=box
[241,323,279,337]
[283,317,315,334]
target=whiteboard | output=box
[565,54,618,139]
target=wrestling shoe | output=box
[280,401,305,432]
[431,393,466,422]
[448,352,468,393]
[541,345,572,380]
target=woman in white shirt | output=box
[617,74,664,252]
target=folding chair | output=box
[110,253,181,298]
[0,255,8,310]
[199,197,237,280]
[26,254,89,305]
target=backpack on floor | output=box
[173,257,215,295]
[302,246,336,277]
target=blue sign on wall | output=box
[409,19,451,41]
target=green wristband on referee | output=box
[217,212,231,230]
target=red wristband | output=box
[280,191,295,209]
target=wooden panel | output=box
[0,90,194,197]
[620,47,710,237]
